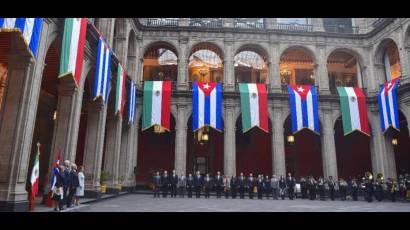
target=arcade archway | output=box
[234,47,268,84]
[235,114,272,176]
[389,111,410,176]
[143,42,178,82]
[136,115,176,184]
[279,47,315,88]
[283,115,323,178]
[186,115,224,176]
[188,43,223,84]
[334,116,372,179]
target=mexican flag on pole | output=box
[59,18,87,87]
[239,83,268,133]
[337,87,370,136]
[115,64,127,117]
[30,145,40,197]
[142,81,171,131]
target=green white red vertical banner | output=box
[142,81,172,131]
[239,83,268,133]
[30,145,40,198]
[59,18,87,87]
[337,87,370,136]
[115,64,127,117]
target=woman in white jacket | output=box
[75,166,85,206]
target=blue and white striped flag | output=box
[192,82,223,131]
[287,85,320,134]
[0,18,43,58]
[128,80,136,124]
[378,78,400,132]
[93,37,111,103]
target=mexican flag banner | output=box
[115,64,127,117]
[239,83,268,133]
[142,81,171,131]
[30,145,40,197]
[337,87,370,136]
[59,18,87,87]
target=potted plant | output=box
[100,170,110,194]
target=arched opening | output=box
[74,71,94,167]
[27,37,61,197]
[334,116,372,179]
[143,43,178,81]
[327,50,361,94]
[235,115,272,176]
[389,111,410,176]
[188,43,223,84]
[234,47,268,84]
[382,40,402,81]
[283,115,322,178]
[136,115,176,185]
[186,115,224,176]
[279,47,315,90]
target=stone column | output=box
[269,42,281,93]
[224,104,236,177]
[103,114,123,194]
[50,78,80,163]
[311,18,325,32]
[224,40,234,91]
[316,45,329,94]
[272,108,285,177]
[174,105,187,175]
[83,100,107,198]
[368,110,388,177]
[0,52,33,211]
[119,119,136,190]
[177,37,188,90]
[403,46,410,85]
[320,109,338,179]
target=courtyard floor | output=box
[66,194,410,212]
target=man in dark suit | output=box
[214,171,223,198]
[238,172,246,199]
[186,173,194,198]
[247,173,255,199]
[161,170,169,197]
[170,170,178,198]
[230,176,238,199]
[153,171,162,198]
[194,171,203,198]
[286,172,295,200]
[204,174,213,198]
[263,175,271,199]
[256,175,264,199]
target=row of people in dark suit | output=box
[153,170,406,202]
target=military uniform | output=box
[364,179,374,202]
[350,179,359,201]
[327,177,336,201]
[375,178,384,201]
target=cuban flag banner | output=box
[287,85,320,134]
[0,18,43,58]
[378,78,400,132]
[192,81,223,131]
[128,80,136,124]
[93,37,111,104]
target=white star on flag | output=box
[203,83,210,89]
[297,87,305,92]
[387,82,392,88]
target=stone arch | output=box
[235,43,270,61]
[374,37,401,65]
[142,40,179,59]
[326,47,365,68]
[279,45,317,64]
[188,41,225,60]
